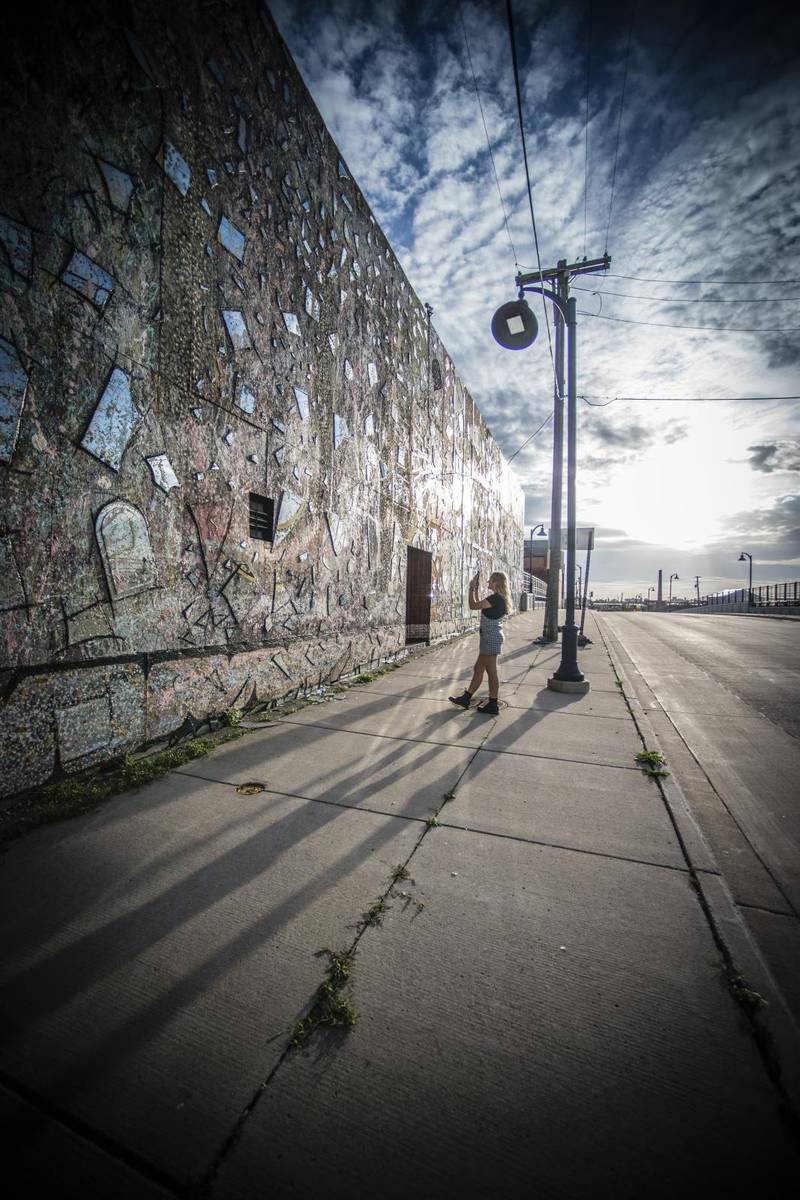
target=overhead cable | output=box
[573,285,800,304]
[507,411,554,461]
[604,4,634,254]
[583,0,593,257]
[581,394,800,406]
[576,310,800,333]
[506,0,556,382]
[603,272,800,285]
[457,0,518,266]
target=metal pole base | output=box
[548,676,590,693]
[547,623,590,692]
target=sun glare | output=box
[586,409,754,549]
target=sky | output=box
[270,0,800,599]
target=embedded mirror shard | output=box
[158,141,191,196]
[61,250,114,308]
[293,387,309,419]
[237,385,257,414]
[217,215,246,261]
[222,310,251,349]
[274,489,305,544]
[81,367,141,471]
[0,337,28,464]
[333,414,349,447]
[95,500,158,598]
[282,312,301,336]
[146,454,180,492]
[97,160,135,213]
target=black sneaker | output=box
[449,690,472,709]
[476,699,499,716]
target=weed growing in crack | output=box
[221,706,242,727]
[357,672,377,683]
[636,749,669,776]
[442,789,456,802]
[291,948,358,1047]
[729,971,767,1015]
[425,816,441,829]
[360,896,390,928]
[390,863,411,885]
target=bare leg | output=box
[468,654,487,695]
[486,656,500,700]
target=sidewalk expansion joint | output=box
[433,819,694,874]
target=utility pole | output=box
[519,255,610,660]
[541,261,566,643]
[694,575,701,604]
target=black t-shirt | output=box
[483,593,507,620]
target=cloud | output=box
[746,441,800,473]
[270,0,800,587]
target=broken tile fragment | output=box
[81,367,141,471]
[159,141,191,195]
[146,454,180,492]
[97,160,135,212]
[222,310,251,349]
[61,250,114,308]
[217,215,246,261]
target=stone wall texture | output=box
[0,0,524,796]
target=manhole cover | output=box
[236,782,265,795]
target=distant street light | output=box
[647,586,654,607]
[669,572,679,605]
[738,551,753,606]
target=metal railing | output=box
[522,571,548,599]
[668,581,800,609]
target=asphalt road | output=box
[601,611,800,739]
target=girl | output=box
[449,570,513,716]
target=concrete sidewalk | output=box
[1,611,798,1197]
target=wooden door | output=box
[405,546,432,643]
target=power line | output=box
[507,411,554,461]
[604,4,634,255]
[581,394,800,406]
[604,272,800,285]
[583,0,592,258]
[574,285,800,303]
[506,0,556,381]
[457,0,518,266]
[576,309,800,333]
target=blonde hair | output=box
[489,571,513,614]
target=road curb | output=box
[591,612,800,1123]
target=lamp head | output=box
[491,298,538,350]
[738,552,746,562]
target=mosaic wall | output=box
[0,0,524,796]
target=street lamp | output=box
[492,285,589,693]
[669,572,679,605]
[647,586,654,607]
[738,552,753,606]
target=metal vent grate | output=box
[249,493,275,541]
